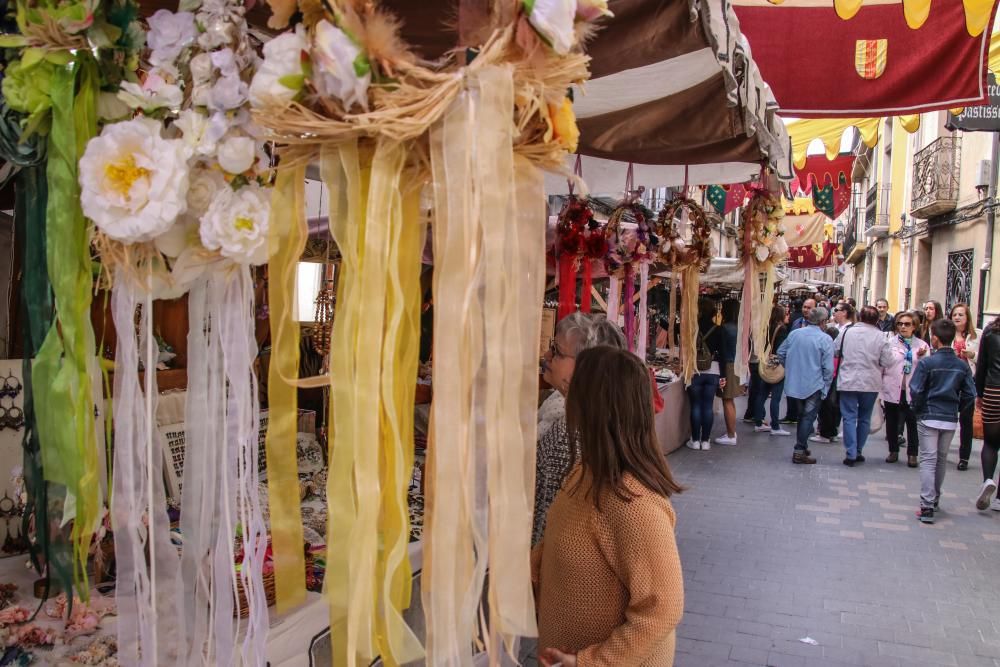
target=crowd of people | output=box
[685,293,1000,526]
[521,297,1000,664]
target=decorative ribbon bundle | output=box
[555,194,606,320]
[736,182,790,382]
[250,0,598,662]
[655,196,714,385]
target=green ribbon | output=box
[31,56,100,597]
[15,164,75,604]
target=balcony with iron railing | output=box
[864,183,892,237]
[843,208,868,264]
[911,136,961,219]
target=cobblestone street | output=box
[669,399,1000,667]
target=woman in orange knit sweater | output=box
[534,346,685,666]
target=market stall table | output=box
[656,378,691,455]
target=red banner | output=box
[788,241,840,269]
[794,154,855,193]
[734,0,999,116]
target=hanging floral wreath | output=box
[654,196,714,272]
[555,195,607,319]
[740,185,789,266]
[604,201,658,277]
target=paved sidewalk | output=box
[669,399,1000,667]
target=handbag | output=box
[974,405,985,440]
[759,354,785,384]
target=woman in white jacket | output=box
[880,311,930,467]
[834,306,896,466]
[952,303,982,470]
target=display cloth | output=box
[734,0,1000,116]
[788,241,841,268]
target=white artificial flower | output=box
[772,235,789,258]
[147,10,197,67]
[174,109,217,156]
[527,0,576,55]
[210,48,239,78]
[189,52,213,86]
[754,244,771,262]
[184,168,227,219]
[118,72,183,112]
[217,135,256,174]
[79,117,192,244]
[206,111,232,145]
[200,183,271,265]
[197,13,237,50]
[208,73,248,111]
[249,26,307,109]
[312,20,370,110]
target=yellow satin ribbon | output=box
[324,139,423,666]
[265,167,307,612]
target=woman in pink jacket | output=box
[881,311,931,466]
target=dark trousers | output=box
[885,389,919,457]
[818,386,841,438]
[687,373,719,442]
[794,391,824,451]
[753,378,784,428]
[745,362,762,419]
[958,403,975,463]
[785,395,800,421]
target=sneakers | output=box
[843,458,856,467]
[715,435,738,446]
[809,435,832,444]
[742,417,755,424]
[792,451,817,464]
[780,417,798,424]
[856,454,866,463]
[917,507,935,524]
[976,479,997,510]
[991,499,1000,512]
[685,440,701,451]
[701,440,711,450]
[754,425,772,433]
[957,460,969,471]
[770,428,791,436]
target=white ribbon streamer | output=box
[607,278,621,325]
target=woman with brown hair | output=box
[951,303,981,470]
[921,300,945,343]
[534,346,684,667]
[753,305,791,435]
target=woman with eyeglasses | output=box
[534,313,628,545]
[951,303,981,470]
[880,312,930,466]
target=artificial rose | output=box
[147,10,196,67]
[184,168,227,219]
[771,235,789,258]
[754,244,771,262]
[197,13,237,50]
[118,72,183,112]
[526,0,576,55]
[217,135,256,174]
[249,26,307,109]
[210,48,240,79]
[576,0,613,21]
[312,20,371,110]
[208,73,248,111]
[79,117,192,244]
[200,183,271,265]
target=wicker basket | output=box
[235,571,277,618]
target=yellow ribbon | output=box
[265,166,307,612]
[324,139,423,666]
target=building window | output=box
[946,249,974,312]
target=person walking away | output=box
[875,298,895,333]
[534,346,684,667]
[909,319,977,523]
[686,298,725,451]
[920,300,944,343]
[716,300,743,446]
[950,303,981,470]
[881,312,930,466]
[534,313,627,545]
[782,298,817,424]
[753,305,791,436]
[834,306,894,466]
[777,307,835,464]
[813,323,843,444]
[974,315,1000,511]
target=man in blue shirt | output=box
[782,298,818,424]
[777,306,835,464]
